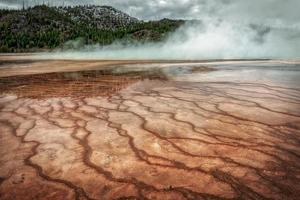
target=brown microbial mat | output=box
[0,58,300,200]
[0,69,166,98]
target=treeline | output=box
[0,5,184,52]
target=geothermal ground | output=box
[0,55,300,200]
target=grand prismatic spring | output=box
[0,55,299,199]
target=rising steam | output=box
[39,14,300,60]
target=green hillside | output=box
[0,5,184,53]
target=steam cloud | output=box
[43,19,300,60]
[4,0,297,59]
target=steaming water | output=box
[89,61,300,88]
[174,62,300,87]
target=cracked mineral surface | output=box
[0,57,300,200]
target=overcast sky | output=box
[1,0,299,27]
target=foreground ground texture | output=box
[0,56,300,200]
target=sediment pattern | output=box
[0,67,300,199]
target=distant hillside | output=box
[59,5,139,29]
[0,5,184,53]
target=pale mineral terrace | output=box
[0,57,300,200]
